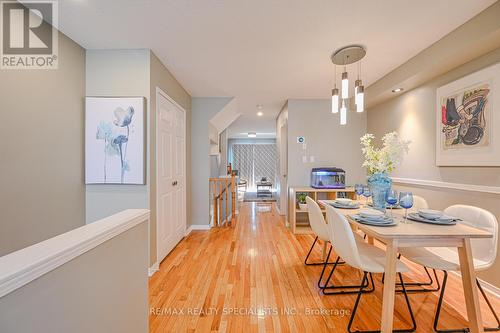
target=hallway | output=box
[149,202,499,332]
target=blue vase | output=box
[368,172,392,212]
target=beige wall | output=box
[85,49,151,224]
[287,99,367,187]
[149,52,192,265]
[190,97,232,226]
[0,33,85,256]
[85,50,191,266]
[367,48,500,287]
[0,221,149,333]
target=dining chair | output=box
[324,205,417,332]
[304,196,341,288]
[399,204,499,332]
[411,194,429,212]
[304,196,332,265]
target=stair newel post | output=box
[231,174,236,225]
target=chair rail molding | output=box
[0,209,150,298]
[391,177,500,195]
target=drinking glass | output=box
[355,184,364,201]
[399,192,414,223]
[385,189,398,218]
[362,186,371,207]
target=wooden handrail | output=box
[209,174,236,227]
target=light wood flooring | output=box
[149,202,499,332]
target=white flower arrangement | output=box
[360,132,411,175]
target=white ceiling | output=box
[58,0,496,137]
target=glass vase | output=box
[367,172,392,212]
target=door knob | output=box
[172,181,177,186]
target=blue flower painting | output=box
[86,97,145,184]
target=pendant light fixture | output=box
[331,65,339,113]
[355,61,364,113]
[356,85,364,113]
[331,88,339,113]
[330,45,366,124]
[340,99,347,125]
[354,79,361,105]
[341,70,348,99]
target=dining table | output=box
[318,199,493,333]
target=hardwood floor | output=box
[149,202,499,332]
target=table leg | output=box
[381,239,398,333]
[458,238,484,333]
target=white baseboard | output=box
[148,262,159,277]
[185,224,211,236]
[449,271,500,298]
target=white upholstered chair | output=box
[411,194,429,212]
[304,196,339,288]
[304,196,331,265]
[324,205,416,332]
[399,205,499,332]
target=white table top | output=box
[318,200,492,241]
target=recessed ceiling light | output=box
[248,132,257,138]
[256,104,263,110]
[392,88,404,93]
[257,111,263,116]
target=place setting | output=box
[328,197,360,209]
[406,209,460,225]
[349,208,397,227]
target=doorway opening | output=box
[228,139,278,202]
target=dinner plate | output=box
[418,209,443,220]
[350,214,397,227]
[329,202,360,209]
[335,198,353,205]
[359,208,384,219]
[351,214,393,223]
[407,213,457,225]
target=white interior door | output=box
[157,89,186,263]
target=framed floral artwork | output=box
[436,63,500,166]
[85,97,146,184]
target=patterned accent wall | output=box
[232,144,277,190]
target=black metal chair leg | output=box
[433,271,464,333]
[347,272,416,333]
[320,256,374,295]
[383,260,441,293]
[347,272,368,333]
[304,236,338,266]
[477,279,500,332]
[317,246,333,288]
[434,271,499,332]
[399,272,417,332]
[396,268,441,293]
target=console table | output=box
[288,186,356,234]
